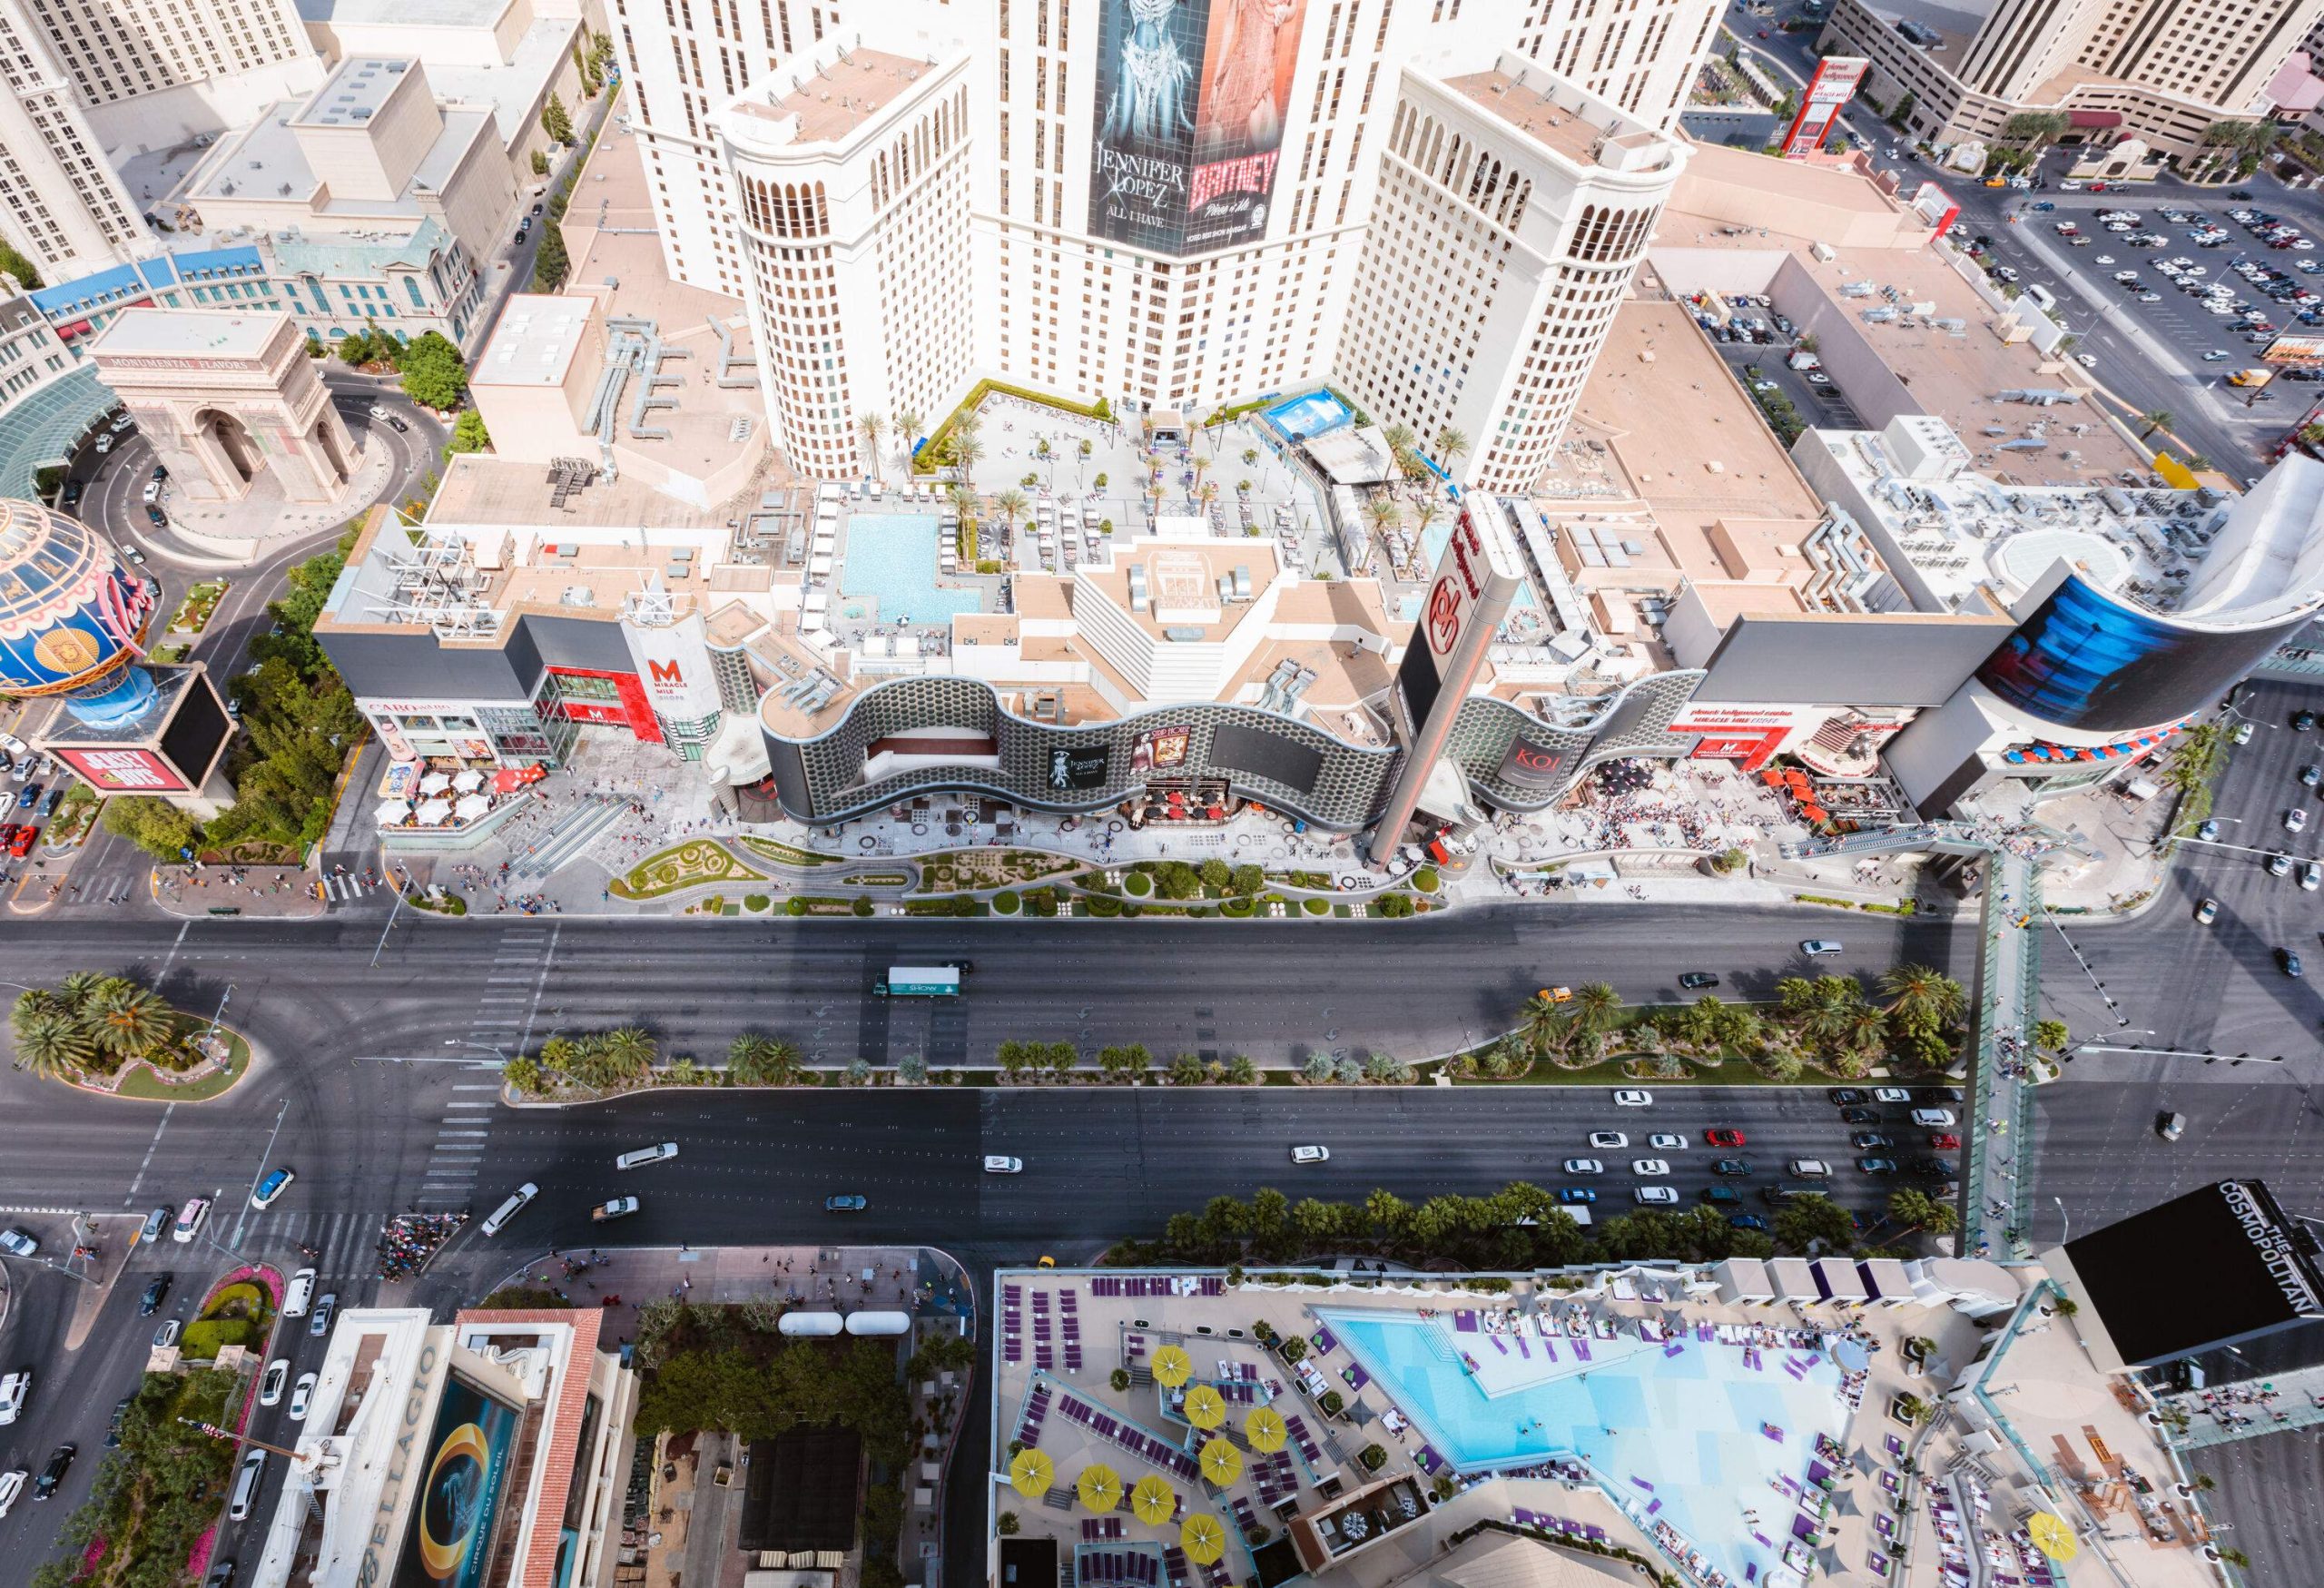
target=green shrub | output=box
[994,890,1021,914]
[1088,894,1124,917]
[1377,893,1415,918]
[744,894,772,912]
[1413,867,1441,893]
[788,897,809,915]
[1302,898,1329,915]
[852,896,875,917]
[1221,897,1256,918]
[1123,872,1153,897]
[181,1317,261,1357]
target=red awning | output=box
[2068,109,2122,129]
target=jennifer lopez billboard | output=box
[1089,0,1306,254]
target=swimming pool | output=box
[1264,390,1354,442]
[1318,1308,1845,1588]
[841,514,981,626]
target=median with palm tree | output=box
[8,973,251,1099]
[1486,963,1968,1083]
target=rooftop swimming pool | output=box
[840,514,981,626]
[1318,1308,1846,1588]
[1264,390,1353,442]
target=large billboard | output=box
[396,1375,524,1588]
[1781,55,1867,158]
[2262,334,2324,367]
[52,745,191,794]
[2062,1180,2324,1367]
[1088,0,1307,255]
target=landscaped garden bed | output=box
[611,840,769,899]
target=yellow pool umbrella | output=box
[1183,1384,1226,1429]
[1245,1406,1287,1454]
[1181,1514,1227,1566]
[1151,1345,1194,1388]
[1009,1448,1055,1500]
[1077,1463,1122,1513]
[1131,1475,1177,1525]
[1200,1437,1244,1486]
[2027,1513,2079,1563]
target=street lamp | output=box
[2053,1196,2070,1243]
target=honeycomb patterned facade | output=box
[761,670,1708,832]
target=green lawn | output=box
[103,1026,251,1101]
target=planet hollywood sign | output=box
[2221,1181,2324,1317]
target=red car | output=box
[1705,1128,1748,1148]
[6,824,35,858]
[1929,1132,1961,1150]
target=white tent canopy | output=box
[451,770,486,794]
[454,794,491,822]
[415,800,453,826]
[375,800,412,826]
[418,772,453,795]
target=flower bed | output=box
[612,840,769,899]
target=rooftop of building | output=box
[982,1259,2183,1588]
[295,55,417,126]
[1442,64,1664,172]
[426,453,753,531]
[293,0,510,26]
[473,293,588,387]
[724,46,945,145]
[86,307,285,360]
[182,93,493,221]
[426,16,586,146]
[1804,419,2243,616]
[1073,540,1285,646]
[1671,140,1911,222]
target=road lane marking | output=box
[122,1103,175,1206]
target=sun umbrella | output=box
[1200,1438,1243,1486]
[419,772,453,795]
[374,799,412,825]
[1131,1475,1176,1525]
[2027,1513,2079,1563]
[1183,1385,1227,1429]
[415,799,453,826]
[454,794,491,822]
[451,769,486,793]
[1180,1514,1227,1566]
[1009,1448,1054,1500]
[1077,1463,1122,1513]
[1152,1345,1194,1387]
[1245,1406,1287,1454]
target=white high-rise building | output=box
[7,0,322,144]
[0,2,147,278]
[606,0,1717,482]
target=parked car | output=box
[1,1467,29,1516]
[2280,947,2305,978]
[1712,1159,1753,1177]
[1857,1157,1899,1174]
[1562,1159,1604,1175]
[260,1359,289,1406]
[289,1372,318,1422]
[0,1369,27,1425]
[152,1318,181,1349]
[1646,1133,1686,1152]
[0,1228,38,1258]
[1827,1089,1867,1106]
[309,1293,337,1336]
[139,1274,171,1315]
[1612,1089,1653,1106]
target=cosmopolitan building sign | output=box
[2222,1180,2324,1317]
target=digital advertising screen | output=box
[1187,0,1308,252]
[1046,744,1113,791]
[395,1376,523,1588]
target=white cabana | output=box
[375,800,413,826]
[451,770,486,794]
[415,800,453,826]
[810,555,834,575]
[454,794,492,823]
[418,772,453,795]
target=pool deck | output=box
[987,1262,2221,1588]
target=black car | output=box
[145,503,166,528]
[2232,189,2257,200]
[151,463,168,481]
[386,414,409,432]
[204,1563,237,1588]
[2295,709,2318,731]
[1712,1159,1753,1177]
[1919,1086,1965,1104]
[33,1444,74,1500]
[1827,1088,1867,1106]
[139,1273,171,1315]
[1839,1106,1878,1124]
[2280,947,2305,978]
[1909,1157,1959,1179]
[1678,972,1719,991]
[105,1395,132,1447]
[1850,1131,1892,1149]
[58,480,81,508]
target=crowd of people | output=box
[377,1211,467,1281]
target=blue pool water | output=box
[841,515,981,625]
[1264,389,1353,441]
[1320,1309,1844,1587]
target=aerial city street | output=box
[5,0,2324,1585]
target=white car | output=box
[983,1156,1024,1174]
[172,1197,210,1244]
[2287,808,2309,833]
[289,1372,317,1422]
[1873,1087,1912,1104]
[1800,940,1845,956]
[615,1141,679,1170]
[1912,1109,1957,1128]
[1631,1159,1671,1177]
[1612,1089,1653,1107]
[1634,1187,1680,1206]
[1562,1158,1604,1175]
[0,1369,27,1425]
[0,1467,23,1518]
[1587,1130,1629,1149]
[1647,1133,1686,1151]
[1290,1145,1330,1164]
[0,1228,35,1258]
[260,1359,289,1406]
[2076,353,2098,368]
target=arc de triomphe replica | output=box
[89,309,359,505]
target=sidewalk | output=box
[153,862,328,918]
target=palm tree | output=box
[87,982,173,1060]
[992,488,1029,531]
[2135,409,2173,439]
[10,1009,93,1080]
[1880,963,1965,1026]
[1433,426,1470,472]
[856,410,887,479]
[1844,1003,1890,1057]
[955,435,986,479]
[601,1025,656,1079]
[1571,981,1620,1035]
[1196,478,1219,517]
[56,971,102,1011]
[895,409,922,465]
[1517,991,1567,1056]
[1381,421,1417,464]
[955,410,983,444]
[1886,1188,1959,1238]
[1412,498,1439,538]
[1798,981,1865,1050]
